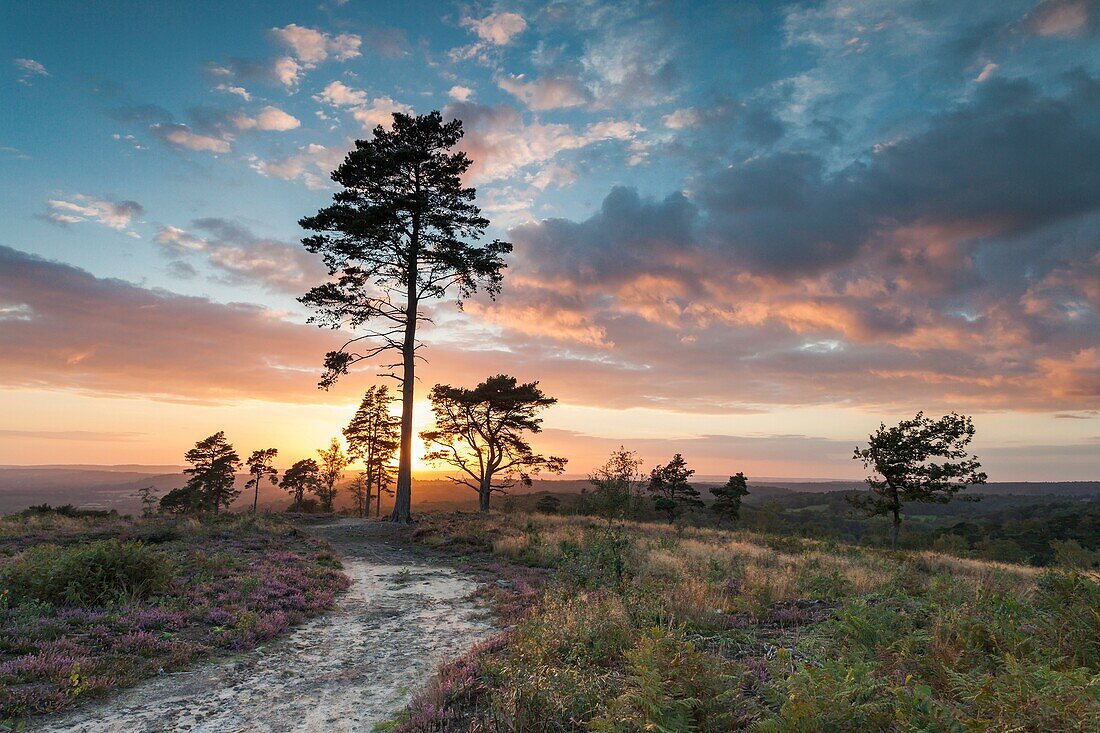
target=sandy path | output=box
[34,519,492,733]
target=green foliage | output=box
[850,412,987,546]
[586,447,644,524]
[710,472,749,523]
[592,626,743,733]
[648,454,703,523]
[169,431,241,514]
[1,539,170,606]
[1051,539,1098,569]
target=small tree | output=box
[316,438,350,512]
[245,448,279,513]
[647,454,702,523]
[133,485,159,517]
[179,431,241,514]
[282,458,321,511]
[536,494,561,514]
[421,374,567,512]
[347,471,370,517]
[585,446,644,525]
[710,472,749,524]
[344,385,400,518]
[850,411,987,548]
[299,111,511,523]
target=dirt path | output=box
[34,519,493,733]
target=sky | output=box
[1,0,1099,480]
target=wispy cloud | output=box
[45,195,143,238]
[13,57,49,85]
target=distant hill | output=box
[0,466,1096,515]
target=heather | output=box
[0,511,349,721]
[399,512,1100,732]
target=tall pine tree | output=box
[300,112,510,523]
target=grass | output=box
[399,512,1100,732]
[0,510,349,723]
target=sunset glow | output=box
[2,1,1098,480]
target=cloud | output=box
[270,24,362,64]
[14,58,49,84]
[231,106,300,131]
[45,195,144,237]
[0,246,342,403]
[445,101,643,182]
[350,97,414,129]
[662,107,701,129]
[699,77,1100,277]
[498,73,592,110]
[150,123,231,153]
[462,12,527,45]
[153,219,327,293]
[274,57,302,87]
[315,80,367,106]
[249,143,344,189]
[214,84,252,101]
[448,85,474,102]
[1024,0,1095,37]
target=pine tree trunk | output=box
[389,234,418,524]
[891,508,901,549]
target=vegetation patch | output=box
[0,510,349,723]
[399,512,1100,732]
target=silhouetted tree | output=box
[282,458,321,511]
[315,438,349,512]
[168,432,241,514]
[347,471,370,517]
[536,494,561,514]
[344,385,399,518]
[648,454,702,523]
[850,411,987,548]
[299,111,511,523]
[585,446,644,524]
[711,472,749,524]
[132,485,159,517]
[245,448,279,513]
[421,375,567,512]
[158,484,203,515]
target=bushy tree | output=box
[421,374,567,512]
[282,458,321,511]
[851,411,987,548]
[245,448,279,513]
[648,454,702,523]
[344,385,399,518]
[710,472,749,524]
[299,111,511,523]
[586,446,644,524]
[536,494,561,514]
[315,438,349,512]
[164,432,241,514]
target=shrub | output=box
[591,625,744,733]
[1,539,171,606]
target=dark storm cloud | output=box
[701,77,1100,276]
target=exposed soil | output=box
[33,518,492,732]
